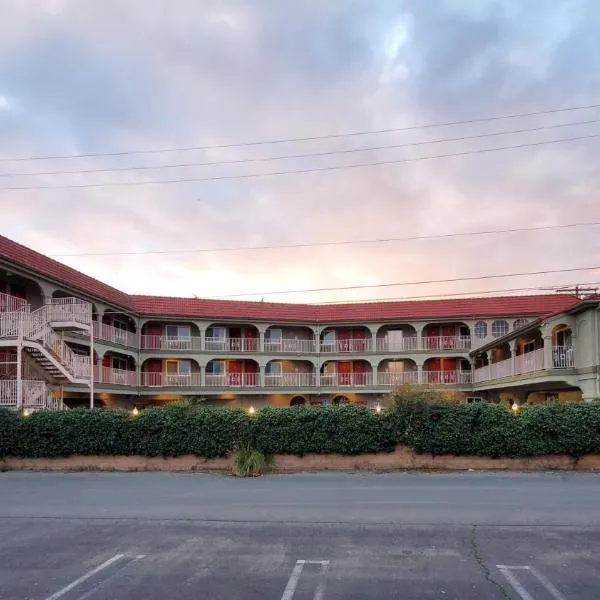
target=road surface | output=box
[0,471,598,599]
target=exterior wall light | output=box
[375,404,382,414]
[132,406,139,416]
[248,405,256,415]
[511,403,519,412]
[22,409,31,417]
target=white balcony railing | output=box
[320,339,371,353]
[514,348,544,375]
[264,338,317,353]
[0,380,62,410]
[47,297,92,327]
[421,370,473,385]
[204,337,259,352]
[264,372,317,387]
[205,372,260,387]
[422,336,472,351]
[320,372,373,387]
[552,346,575,369]
[100,366,137,386]
[95,322,138,347]
[376,371,419,386]
[0,292,27,313]
[140,334,202,351]
[140,372,202,387]
[376,337,419,352]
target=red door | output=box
[242,328,258,352]
[337,361,352,385]
[425,358,441,384]
[145,359,162,386]
[146,324,163,350]
[338,330,351,353]
[243,361,258,386]
[425,326,440,350]
[353,329,367,352]
[442,358,457,383]
[441,325,456,350]
[353,361,367,385]
[228,360,242,386]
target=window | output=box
[166,325,191,339]
[555,327,572,348]
[207,326,226,339]
[491,320,509,338]
[166,359,191,375]
[206,360,225,375]
[474,321,488,339]
[112,356,127,371]
[522,340,535,354]
[513,318,527,331]
[266,361,282,375]
[267,328,282,340]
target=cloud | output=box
[0,0,599,303]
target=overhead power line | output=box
[209,265,600,299]
[311,281,600,305]
[4,118,599,179]
[50,221,600,258]
[3,132,600,191]
[2,101,599,163]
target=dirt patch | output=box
[3,447,600,473]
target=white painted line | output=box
[313,560,330,600]
[43,554,125,600]
[497,566,535,600]
[281,561,306,600]
[528,566,568,600]
[75,554,146,600]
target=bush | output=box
[1,400,600,460]
[232,444,270,477]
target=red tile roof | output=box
[130,293,579,322]
[0,234,582,322]
[0,235,132,309]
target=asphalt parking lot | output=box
[0,472,599,599]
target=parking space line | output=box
[497,565,568,600]
[75,555,146,600]
[43,554,125,600]
[281,560,330,600]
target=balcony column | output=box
[414,356,426,385]
[259,365,266,387]
[413,322,426,351]
[509,339,517,377]
[543,334,553,370]
[367,325,378,353]
[200,364,206,388]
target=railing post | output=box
[16,311,23,411]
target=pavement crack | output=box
[470,525,512,600]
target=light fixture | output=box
[511,403,519,412]
[375,404,382,414]
[132,406,139,416]
[248,405,256,415]
[22,408,31,417]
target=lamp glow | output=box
[511,403,519,412]
[22,409,31,417]
[248,405,256,415]
[375,404,382,414]
[132,406,139,416]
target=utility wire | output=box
[311,282,600,305]
[2,101,599,163]
[50,221,600,258]
[209,265,600,299]
[4,118,599,179]
[3,132,600,191]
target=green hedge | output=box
[1,401,600,459]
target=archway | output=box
[290,396,307,406]
[332,395,349,405]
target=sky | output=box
[1,0,600,304]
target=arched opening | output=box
[320,326,370,353]
[141,321,200,350]
[205,323,259,352]
[265,325,315,353]
[100,312,137,346]
[101,351,136,385]
[376,325,418,351]
[332,395,349,405]
[423,322,471,350]
[321,360,371,386]
[377,358,418,386]
[205,358,259,387]
[141,357,201,387]
[552,324,574,368]
[491,320,509,339]
[265,360,315,387]
[0,271,44,309]
[290,396,307,406]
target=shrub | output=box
[232,444,270,477]
[1,400,600,460]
